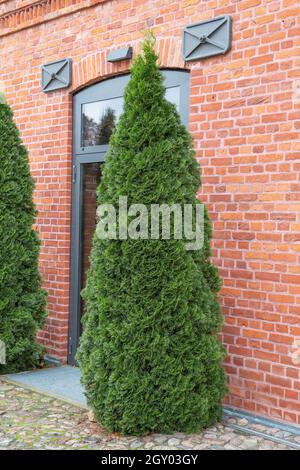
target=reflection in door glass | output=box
[80,163,102,331]
[82,96,123,147]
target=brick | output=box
[249,55,273,66]
[243,329,268,340]
[240,369,265,381]
[233,232,255,240]
[269,333,293,345]
[281,274,300,284]
[262,113,287,123]
[279,400,300,412]
[238,0,261,10]
[267,374,292,388]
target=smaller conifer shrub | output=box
[0,100,47,373]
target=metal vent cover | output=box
[41,58,72,93]
[183,15,232,61]
[108,47,133,63]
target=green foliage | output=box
[0,102,47,373]
[77,37,227,435]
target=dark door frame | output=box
[68,70,190,365]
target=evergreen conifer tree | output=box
[0,99,47,373]
[77,37,227,435]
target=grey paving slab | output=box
[4,365,87,407]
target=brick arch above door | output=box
[71,37,187,93]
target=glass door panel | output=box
[82,96,124,147]
[80,162,102,334]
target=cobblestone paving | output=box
[0,379,299,450]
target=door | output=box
[68,70,190,365]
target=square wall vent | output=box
[183,16,232,61]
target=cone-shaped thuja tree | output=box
[77,37,227,435]
[0,99,47,373]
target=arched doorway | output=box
[68,70,190,364]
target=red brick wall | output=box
[1,0,299,424]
